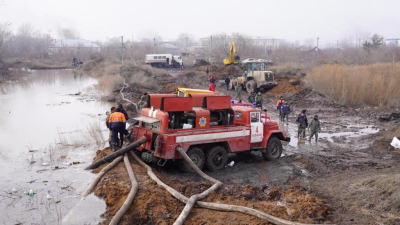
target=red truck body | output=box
[131,95,290,171]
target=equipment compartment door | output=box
[250,112,263,143]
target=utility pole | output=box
[186,36,188,54]
[263,41,266,56]
[337,40,339,50]
[272,39,275,51]
[210,35,213,65]
[153,37,156,54]
[121,36,124,65]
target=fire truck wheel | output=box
[141,152,157,164]
[180,147,205,172]
[205,146,228,171]
[262,137,282,161]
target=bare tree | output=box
[17,23,35,37]
[177,33,195,53]
[0,22,11,60]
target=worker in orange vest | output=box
[109,107,127,151]
[276,96,286,120]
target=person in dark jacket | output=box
[247,91,255,103]
[109,108,127,150]
[296,109,308,139]
[118,104,129,121]
[225,77,231,90]
[276,96,286,118]
[206,67,209,76]
[281,102,291,124]
[209,75,216,84]
[308,115,321,142]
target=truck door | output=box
[250,112,263,143]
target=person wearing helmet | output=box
[308,115,321,142]
[255,92,263,109]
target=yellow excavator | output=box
[223,42,240,65]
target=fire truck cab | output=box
[131,95,290,171]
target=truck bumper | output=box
[285,137,291,142]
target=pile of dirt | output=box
[92,148,331,225]
[267,77,301,97]
[371,126,400,153]
[282,186,330,222]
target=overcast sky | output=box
[1,0,400,47]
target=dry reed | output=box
[307,63,400,107]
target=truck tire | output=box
[205,146,228,171]
[230,79,238,90]
[246,80,257,94]
[228,79,235,90]
[141,151,157,164]
[262,137,282,161]
[180,147,205,172]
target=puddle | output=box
[0,70,111,224]
[273,116,379,153]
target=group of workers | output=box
[106,104,131,151]
[276,96,321,142]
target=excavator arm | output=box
[229,42,237,63]
[223,42,239,65]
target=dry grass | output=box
[86,122,106,145]
[98,74,124,92]
[307,63,400,107]
[139,64,167,77]
[128,70,158,89]
[56,123,107,147]
[270,62,309,75]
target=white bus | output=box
[145,54,183,68]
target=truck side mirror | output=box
[263,109,267,112]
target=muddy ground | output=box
[92,64,400,224]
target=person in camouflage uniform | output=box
[308,115,321,142]
[255,92,263,109]
[235,84,243,101]
[296,109,308,139]
[137,92,148,112]
[106,106,116,147]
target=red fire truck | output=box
[130,95,290,171]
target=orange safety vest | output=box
[276,99,286,106]
[109,112,126,129]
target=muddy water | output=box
[0,70,111,224]
[276,116,379,154]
